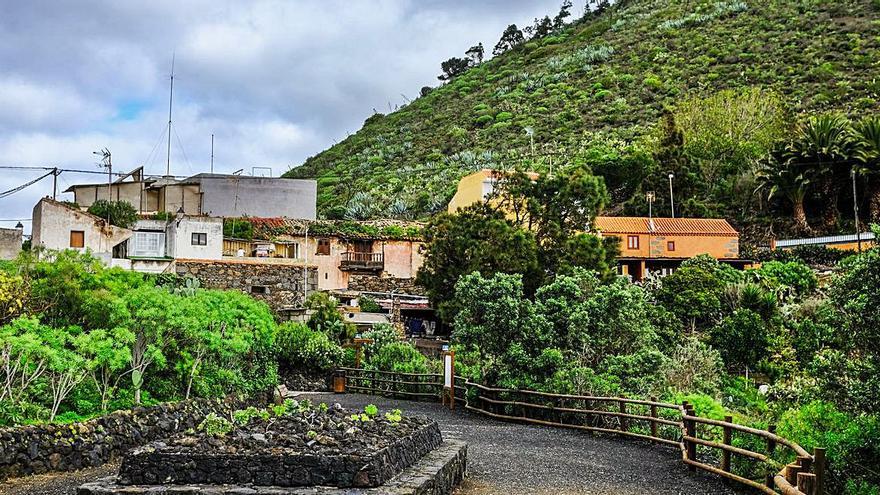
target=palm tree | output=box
[853,116,880,220]
[755,150,813,233]
[784,114,855,231]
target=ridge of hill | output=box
[285,0,880,237]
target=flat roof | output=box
[776,232,875,247]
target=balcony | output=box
[340,251,384,272]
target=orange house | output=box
[595,216,745,280]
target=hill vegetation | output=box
[286,0,880,242]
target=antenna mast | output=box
[210,133,214,174]
[165,54,175,177]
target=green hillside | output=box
[286,0,880,241]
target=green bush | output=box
[753,261,817,297]
[276,322,344,372]
[367,343,429,374]
[86,200,138,228]
[778,402,880,494]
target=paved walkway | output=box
[305,392,743,495]
[0,393,744,495]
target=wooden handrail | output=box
[683,414,811,458]
[336,368,821,495]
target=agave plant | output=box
[344,192,376,221]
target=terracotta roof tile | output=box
[594,216,738,236]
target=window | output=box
[69,230,85,248]
[667,241,676,252]
[250,285,268,295]
[131,231,165,258]
[627,235,639,250]
[191,232,207,246]
[316,238,330,255]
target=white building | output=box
[31,197,222,273]
[31,198,132,264]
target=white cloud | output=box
[0,0,564,230]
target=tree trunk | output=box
[134,387,141,405]
[868,180,880,222]
[793,199,812,234]
[820,179,839,231]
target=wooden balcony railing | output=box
[339,251,384,271]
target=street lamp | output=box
[667,173,675,218]
[646,191,655,229]
[852,167,861,252]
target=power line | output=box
[0,165,188,179]
[0,170,55,198]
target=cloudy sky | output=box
[0,0,566,231]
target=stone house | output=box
[221,218,426,294]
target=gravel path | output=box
[0,462,118,495]
[0,393,743,494]
[304,392,743,495]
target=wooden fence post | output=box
[649,396,658,439]
[619,400,628,432]
[813,447,825,495]
[766,424,777,488]
[722,415,732,473]
[797,473,816,495]
[685,405,696,471]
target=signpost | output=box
[441,346,455,410]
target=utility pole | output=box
[668,173,675,218]
[52,167,59,200]
[210,133,214,174]
[852,167,861,252]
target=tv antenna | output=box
[165,54,175,177]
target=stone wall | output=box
[118,422,442,488]
[348,274,426,296]
[0,397,250,482]
[176,259,318,310]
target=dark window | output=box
[667,241,676,252]
[317,238,331,255]
[191,232,207,246]
[627,235,639,250]
[70,230,85,248]
[250,285,268,295]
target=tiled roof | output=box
[237,217,425,241]
[594,216,738,236]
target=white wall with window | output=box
[167,216,222,260]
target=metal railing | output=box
[338,368,825,495]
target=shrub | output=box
[778,402,880,494]
[358,295,382,313]
[198,412,233,437]
[367,343,429,374]
[86,200,138,228]
[276,322,344,372]
[753,261,817,297]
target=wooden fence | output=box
[338,368,826,495]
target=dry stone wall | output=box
[176,260,318,310]
[0,397,251,482]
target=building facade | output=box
[31,198,132,264]
[66,169,317,220]
[595,216,744,279]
